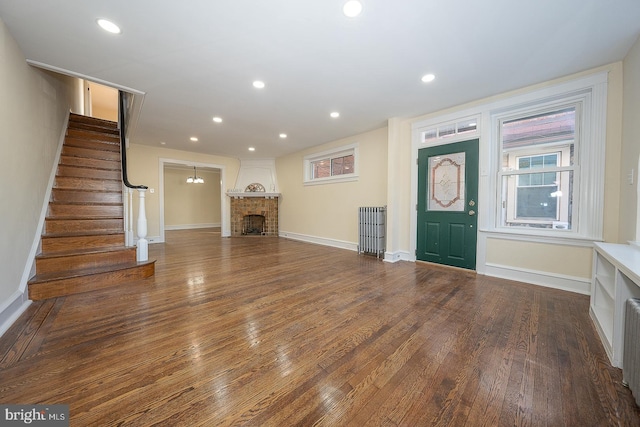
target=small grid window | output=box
[422,117,478,143]
[311,154,354,179]
[304,144,358,185]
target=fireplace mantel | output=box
[226,191,281,199]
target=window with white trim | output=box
[491,75,607,241]
[304,143,358,185]
[499,106,576,230]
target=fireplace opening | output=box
[243,214,265,235]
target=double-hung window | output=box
[499,106,576,230]
[491,72,607,241]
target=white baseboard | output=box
[134,235,163,244]
[164,223,221,231]
[279,231,358,252]
[484,262,591,295]
[0,290,31,338]
[384,251,413,263]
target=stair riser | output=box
[45,219,123,234]
[51,189,122,204]
[59,155,120,171]
[36,249,136,275]
[56,165,121,180]
[28,262,155,301]
[48,204,123,219]
[62,146,120,161]
[42,234,125,253]
[55,176,122,192]
[65,137,120,153]
[66,128,120,143]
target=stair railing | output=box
[118,90,149,262]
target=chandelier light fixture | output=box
[186,166,204,184]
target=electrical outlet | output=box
[629,169,635,185]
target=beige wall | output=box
[126,144,239,239]
[89,82,118,122]
[0,18,81,305]
[620,35,640,243]
[276,127,388,244]
[164,167,221,228]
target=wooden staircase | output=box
[27,113,155,300]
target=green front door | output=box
[417,139,479,270]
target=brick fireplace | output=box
[229,196,279,236]
[227,159,280,237]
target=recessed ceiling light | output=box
[160,141,166,145]
[279,133,287,139]
[253,80,265,89]
[421,73,436,83]
[97,19,121,34]
[190,137,198,142]
[213,117,223,123]
[330,112,340,118]
[248,147,256,152]
[343,1,363,17]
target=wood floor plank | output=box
[0,229,638,426]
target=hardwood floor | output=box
[1,228,639,426]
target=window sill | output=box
[479,228,601,247]
[304,174,359,186]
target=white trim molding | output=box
[279,231,357,252]
[0,291,31,338]
[484,263,591,295]
[384,251,413,263]
[164,223,221,231]
[18,114,69,294]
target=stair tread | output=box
[37,245,134,259]
[42,230,125,238]
[55,177,122,183]
[69,113,117,125]
[59,156,121,170]
[53,188,122,193]
[65,133,120,141]
[46,216,122,220]
[29,260,155,284]
[49,205,123,208]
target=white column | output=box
[136,189,149,262]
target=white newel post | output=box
[124,187,134,247]
[136,188,149,262]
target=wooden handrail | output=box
[119,91,148,190]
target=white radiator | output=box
[623,298,640,406]
[358,206,386,258]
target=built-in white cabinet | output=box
[590,242,640,368]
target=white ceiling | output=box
[2,1,640,160]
